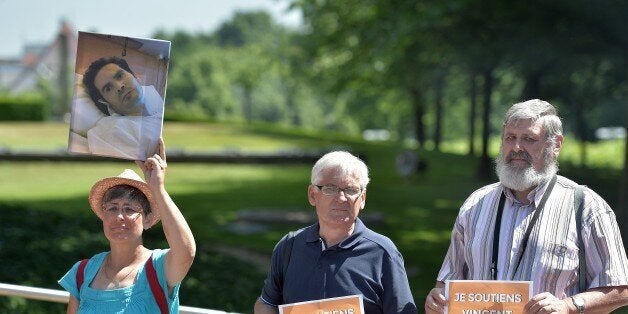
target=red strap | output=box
[145,256,169,314]
[75,256,167,313]
[76,259,89,292]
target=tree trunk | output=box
[434,74,445,151]
[521,70,543,100]
[285,82,300,126]
[478,69,494,181]
[56,30,70,120]
[468,71,478,156]
[575,101,588,168]
[619,109,628,247]
[410,86,425,147]
[243,84,253,124]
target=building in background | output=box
[0,20,77,119]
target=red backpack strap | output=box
[76,259,89,292]
[145,256,169,314]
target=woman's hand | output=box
[136,138,167,190]
[136,137,196,289]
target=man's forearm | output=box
[568,286,628,314]
[254,298,279,314]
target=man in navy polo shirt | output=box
[254,151,417,313]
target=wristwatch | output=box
[571,296,585,314]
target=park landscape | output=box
[0,121,624,312]
[1,1,627,312]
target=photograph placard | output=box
[445,280,532,314]
[68,31,170,161]
[279,295,364,314]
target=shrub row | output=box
[0,204,265,313]
[0,95,47,121]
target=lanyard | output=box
[491,174,557,280]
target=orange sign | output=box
[279,295,364,314]
[445,280,532,314]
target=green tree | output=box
[216,11,289,124]
[291,0,461,144]
[216,11,275,47]
[166,48,238,121]
[156,11,295,124]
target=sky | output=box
[0,0,302,59]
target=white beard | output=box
[495,149,558,191]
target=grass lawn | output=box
[0,121,623,312]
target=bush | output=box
[0,95,48,121]
[0,204,264,313]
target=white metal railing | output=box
[0,282,237,314]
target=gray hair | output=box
[102,185,151,215]
[311,151,370,189]
[503,99,563,145]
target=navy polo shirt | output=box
[260,218,417,313]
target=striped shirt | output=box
[437,175,628,297]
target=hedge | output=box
[0,95,47,121]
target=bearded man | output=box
[425,99,628,314]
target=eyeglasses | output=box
[315,185,363,198]
[102,204,144,218]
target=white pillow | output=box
[70,74,106,137]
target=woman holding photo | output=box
[58,139,195,313]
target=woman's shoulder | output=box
[82,251,109,273]
[150,248,170,261]
[74,251,107,268]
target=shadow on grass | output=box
[0,204,264,313]
[0,149,622,312]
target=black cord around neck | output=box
[491,174,557,280]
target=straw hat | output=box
[88,169,159,228]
